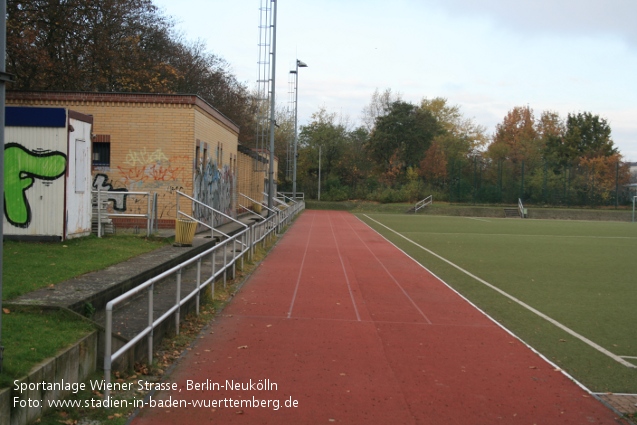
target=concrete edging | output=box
[0,331,98,425]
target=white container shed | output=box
[3,106,94,241]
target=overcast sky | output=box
[154,0,637,161]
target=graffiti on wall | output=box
[4,143,67,228]
[125,147,169,166]
[93,173,129,211]
[116,148,186,189]
[193,155,235,226]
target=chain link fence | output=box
[445,157,633,208]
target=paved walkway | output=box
[131,210,626,424]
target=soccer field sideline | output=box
[357,213,637,394]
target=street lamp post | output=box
[290,59,307,201]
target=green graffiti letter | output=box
[4,143,67,228]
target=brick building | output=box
[7,91,272,229]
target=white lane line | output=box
[363,214,637,369]
[287,213,316,319]
[328,213,361,321]
[235,314,493,327]
[343,214,432,325]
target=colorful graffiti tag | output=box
[4,143,67,228]
[193,156,235,226]
[116,148,186,189]
[92,174,129,211]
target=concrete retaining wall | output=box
[0,331,98,425]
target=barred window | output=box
[92,135,111,166]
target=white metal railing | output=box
[414,195,433,213]
[94,189,155,237]
[239,193,280,250]
[176,191,250,240]
[264,192,304,231]
[518,198,525,218]
[278,191,304,202]
[103,195,304,401]
[103,228,249,400]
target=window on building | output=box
[195,140,201,168]
[92,135,111,166]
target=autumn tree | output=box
[488,106,541,165]
[7,0,176,91]
[419,141,447,186]
[577,154,629,204]
[7,0,257,143]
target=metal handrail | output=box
[414,195,433,212]
[177,190,248,230]
[239,192,277,215]
[93,189,154,237]
[238,204,265,220]
[277,192,298,204]
[103,229,249,400]
[264,191,289,209]
[279,191,305,201]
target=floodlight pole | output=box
[267,0,277,212]
[290,59,307,201]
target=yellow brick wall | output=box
[237,151,265,211]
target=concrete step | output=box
[504,208,521,218]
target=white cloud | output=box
[425,0,637,49]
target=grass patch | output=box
[1,233,169,389]
[3,234,171,300]
[36,231,282,425]
[0,307,96,388]
[358,214,637,393]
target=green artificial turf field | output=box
[358,214,637,394]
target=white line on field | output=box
[465,217,491,222]
[402,231,637,240]
[362,214,637,369]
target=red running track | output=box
[132,210,624,424]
